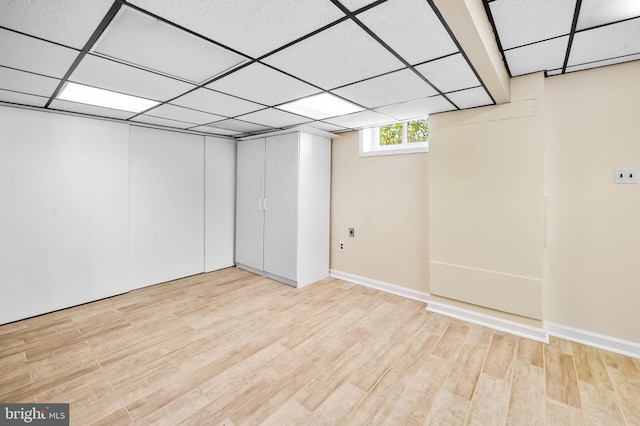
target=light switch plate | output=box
[614,168,638,184]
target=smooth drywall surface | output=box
[130,126,205,288]
[0,106,130,324]
[429,73,545,320]
[544,61,640,343]
[330,131,429,293]
[205,136,236,272]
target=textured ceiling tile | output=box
[415,54,479,93]
[128,0,344,58]
[207,119,273,133]
[569,18,640,66]
[207,63,320,106]
[306,121,349,133]
[69,54,195,101]
[567,52,640,73]
[358,0,458,65]
[0,67,60,97]
[172,88,264,117]
[446,87,493,109]
[0,89,48,107]
[131,114,195,129]
[325,110,395,129]
[263,20,404,89]
[147,103,225,125]
[49,99,138,120]
[490,0,576,49]
[374,96,454,121]
[505,36,569,76]
[577,0,640,30]
[191,125,242,136]
[0,0,114,49]
[0,29,78,78]
[236,108,310,128]
[332,69,437,109]
[339,0,380,12]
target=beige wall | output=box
[544,60,640,343]
[329,131,429,293]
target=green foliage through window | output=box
[379,123,403,145]
[379,118,428,146]
[407,119,429,143]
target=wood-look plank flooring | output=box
[1,268,639,425]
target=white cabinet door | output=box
[235,138,265,272]
[263,133,298,282]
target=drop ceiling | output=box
[0,0,638,138]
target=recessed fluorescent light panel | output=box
[278,93,363,120]
[92,7,246,84]
[57,82,159,113]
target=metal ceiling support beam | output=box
[562,0,583,74]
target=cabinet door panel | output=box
[235,138,265,271]
[264,133,298,282]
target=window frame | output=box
[359,118,429,157]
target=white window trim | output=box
[359,121,429,157]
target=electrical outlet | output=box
[339,241,345,252]
[614,168,638,184]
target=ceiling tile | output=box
[358,0,458,65]
[505,36,569,76]
[128,0,344,58]
[69,54,195,102]
[489,0,576,49]
[172,88,263,117]
[0,67,59,97]
[190,125,242,136]
[0,29,78,78]
[0,89,48,107]
[0,0,114,49]
[325,110,395,129]
[207,63,320,106]
[146,103,225,125]
[569,18,640,66]
[93,7,246,84]
[263,20,404,89]
[339,0,380,12]
[332,69,437,109]
[415,54,479,93]
[446,87,493,110]
[306,121,349,133]
[49,99,137,120]
[546,68,564,76]
[567,53,640,73]
[577,0,640,30]
[131,114,195,129]
[235,108,310,128]
[375,96,454,121]
[207,119,273,133]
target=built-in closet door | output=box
[263,133,298,282]
[235,138,265,273]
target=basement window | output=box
[359,118,429,157]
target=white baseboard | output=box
[427,300,549,343]
[329,270,429,303]
[545,322,640,359]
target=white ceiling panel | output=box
[172,88,263,117]
[415,54,480,93]
[358,0,458,65]
[207,119,273,133]
[49,99,137,120]
[190,125,242,136]
[375,96,455,121]
[128,0,344,58]
[93,7,246,84]
[325,110,395,129]
[569,18,640,66]
[0,0,114,49]
[577,0,640,30]
[0,67,59,97]
[332,69,437,109]
[490,0,576,49]
[0,29,78,78]
[131,114,195,129]
[263,20,404,89]
[339,0,380,12]
[306,121,349,133]
[0,89,48,107]
[546,68,564,76]
[446,87,493,110]
[567,53,640,73]
[505,36,569,76]
[207,63,320,106]
[70,54,195,102]
[147,103,225,125]
[235,108,310,128]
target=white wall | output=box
[130,126,205,288]
[0,107,130,324]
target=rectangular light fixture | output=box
[277,93,363,120]
[57,82,159,113]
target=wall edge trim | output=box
[329,269,429,303]
[545,322,640,359]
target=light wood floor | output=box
[1,268,639,425]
